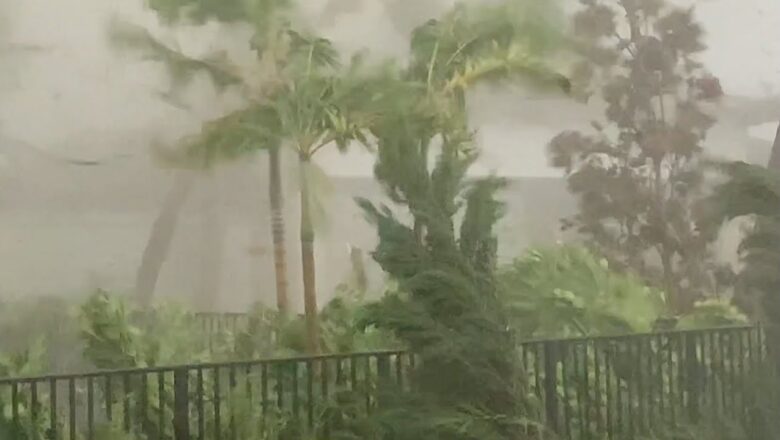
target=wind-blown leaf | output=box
[154,104,281,168]
[107,18,242,94]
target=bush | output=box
[498,245,667,339]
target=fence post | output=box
[173,369,190,440]
[544,341,560,434]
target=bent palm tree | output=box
[107,1,297,310]
[135,171,195,307]
[372,0,569,243]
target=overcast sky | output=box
[1,0,779,177]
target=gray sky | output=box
[1,0,779,177]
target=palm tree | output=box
[129,24,382,353]
[244,55,397,354]
[768,122,780,170]
[107,1,297,311]
[134,171,196,307]
[372,0,569,243]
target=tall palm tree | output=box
[107,1,297,311]
[136,27,379,353]
[191,53,397,353]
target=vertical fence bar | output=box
[158,372,166,440]
[307,360,315,430]
[543,341,559,435]
[139,373,148,440]
[123,373,131,432]
[229,366,236,440]
[196,368,204,440]
[69,378,76,440]
[605,342,614,440]
[49,378,57,440]
[637,336,646,435]
[213,367,221,440]
[579,342,589,440]
[174,369,190,440]
[104,375,113,424]
[31,381,39,440]
[594,340,603,437]
[292,362,300,420]
[561,342,572,439]
[11,382,19,433]
[87,377,94,440]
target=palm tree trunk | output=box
[135,172,195,308]
[299,156,321,354]
[768,122,780,170]
[269,146,290,314]
[197,175,223,311]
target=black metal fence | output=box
[519,325,767,439]
[0,325,769,440]
[0,350,411,440]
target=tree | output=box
[108,0,298,311]
[352,2,570,437]
[130,14,395,352]
[359,127,532,440]
[134,171,196,308]
[373,0,569,242]
[251,57,399,354]
[703,122,780,322]
[549,0,724,313]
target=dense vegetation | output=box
[2,0,779,438]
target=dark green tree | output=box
[359,133,534,440]
[549,0,724,313]
[352,2,569,437]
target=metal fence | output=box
[519,325,767,439]
[0,350,411,440]
[194,313,250,338]
[0,325,768,440]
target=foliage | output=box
[701,161,780,322]
[676,298,748,329]
[498,245,666,338]
[0,341,50,440]
[359,93,539,438]
[78,290,214,369]
[549,0,725,313]
[0,295,85,373]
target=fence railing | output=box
[519,325,766,439]
[0,325,768,440]
[0,350,412,440]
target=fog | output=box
[1,0,779,311]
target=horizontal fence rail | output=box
[0,351,411,440]
[0,325,768,440]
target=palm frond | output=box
[146,0,248,24]
[286,29,341,73]
[154,104,280,169]
[107,18,243,93]
[409,0,568,93]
